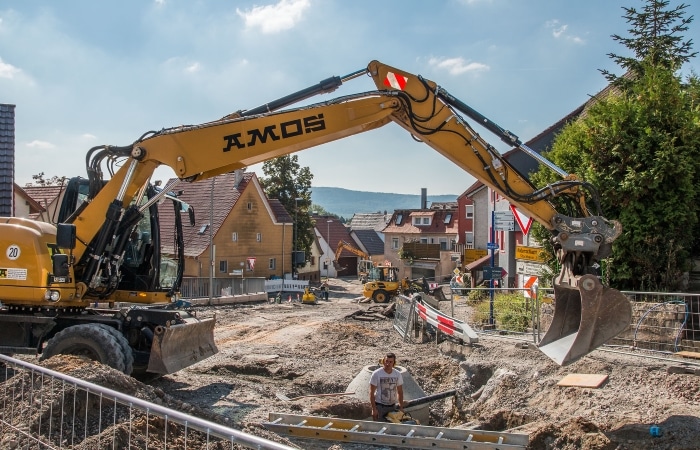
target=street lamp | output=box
[293,197,303,279]
[326,219,333,278]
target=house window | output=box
[444,213,452,224]
[269,258,276,270]
[466,205,474,219]
[439,237,448,251]
[198,224,209,235]
[247,202,252,211]
[423,217,430,225]
[396,214,403,225]
[466,232,474,243]
[232,232,238,242]
[420,237,429,244]
[256,233,262,242]
[310,256,316,265]
[219,260,228,273]
[413,217,421,226]
[391,238,399,250]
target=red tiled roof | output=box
[22,184,64,208]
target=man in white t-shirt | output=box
[369,352,404,421]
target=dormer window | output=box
[198,224,209,235]
[413,216,432,226]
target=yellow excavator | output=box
[333,240,374,282]
[0,60,631,370]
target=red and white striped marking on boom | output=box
[384,72,408,90]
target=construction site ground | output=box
[8,277,700,449]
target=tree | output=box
[532,0,700,291]
[25,172,68,187]
[602,0,697,89]
[259,155,314,272]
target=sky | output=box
[1,0,699,195]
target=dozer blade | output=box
[147,317,218,374]
[539,274,631,366]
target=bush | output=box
[474,292,531,332]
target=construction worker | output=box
[369,352,404,421]
[319,280,329,301]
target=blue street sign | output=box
[487,242,499,250]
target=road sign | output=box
[483,266,507,280]
[487,242,499,250]
[515,245,545,262]
[494,210,514,231]
[464,249,488,263]
[510,205,533,235]
[516,261,542,276]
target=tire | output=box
[373,289,389,303]
[94,324,134,376]
[41,324,126,374]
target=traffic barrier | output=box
[414,298,478,343]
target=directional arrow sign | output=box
[510,204,534,235]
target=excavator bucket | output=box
[147,317,218,374]
[539,274,632,366]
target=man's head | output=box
[382,352,396,371]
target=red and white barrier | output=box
[414,296,478,343]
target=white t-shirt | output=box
[370,368,403,405]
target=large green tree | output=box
[259,155,315,272]
[532,0,700,291]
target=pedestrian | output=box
[369,352,404,421]
[320,280,329,301]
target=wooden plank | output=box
[675,351,700,360]
[557,373,608,388]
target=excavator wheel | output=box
[94,324,135,376]
[373,289,390,303]
[41,323,127,374]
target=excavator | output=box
[0,60,631,370]
[333,240,374,282]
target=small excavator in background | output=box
[333,240,374,282]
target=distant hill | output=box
[310,187,458,219]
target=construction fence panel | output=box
[0,355,295,450]
[444,285,700,359]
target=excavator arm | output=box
[52,60,631,365]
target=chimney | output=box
[233,169,245,188]
[0,104,15,217]
[420,188,427,209]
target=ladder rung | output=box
[467,433,473,442]
[296,420,307,426]
[350,425,360,432]
[377,426,387,435]
[322,422,333,429]
[271,418,283,424]
[406,429,416,438]
[436,431,444,439]
[498,436,504,444]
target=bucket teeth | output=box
[539,275,632,366]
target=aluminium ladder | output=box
[264,413,528,449]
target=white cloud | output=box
[81,134,97,140]
[546,19,585,44]
[428,57,489,76]
[236,0,310,34]
[0,57,20,79]
[185,62,201,73]
[26,140,55,149]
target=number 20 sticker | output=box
[6,245,20,260]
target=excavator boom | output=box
[0,59,632,368]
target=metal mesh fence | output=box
[0,355,295,450]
